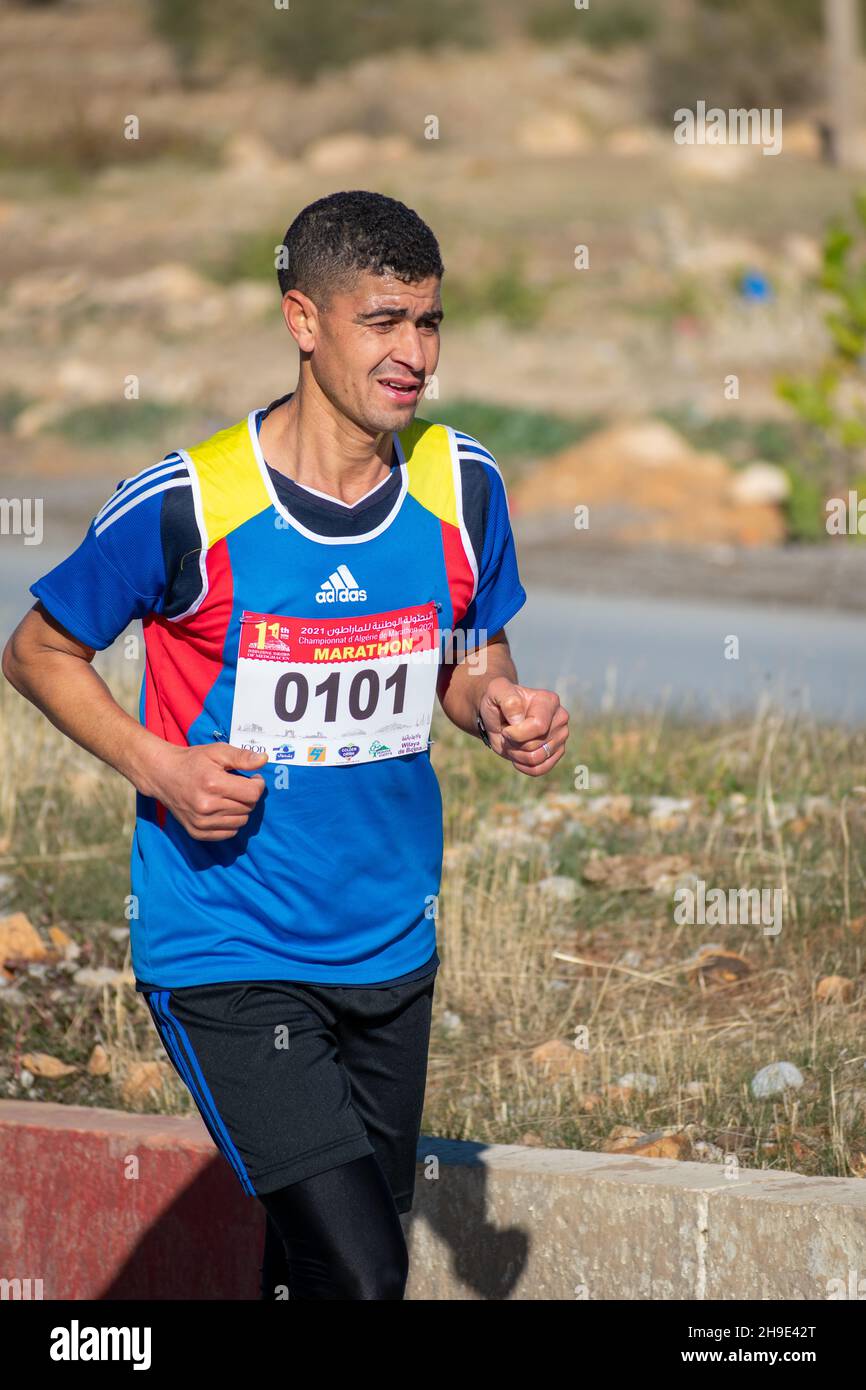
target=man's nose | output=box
[388,322,427,371]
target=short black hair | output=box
[277,190,444,306]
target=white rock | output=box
[693,1139,725,1162]
[730,462,791,506]
[647,796,693,822]
[73,967,132,989]
[535,875,580,905]
[441,1010,462,1034]
[684,942,726,965]
[618,1071,658,1094]
[477,825,550,860]
[751,1061,804,1098]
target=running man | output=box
[2,191,569,1300]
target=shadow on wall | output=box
[98,1141,529,1300]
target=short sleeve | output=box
[29,454,189,649]
[455,454,527,642]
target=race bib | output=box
[229,602,440,766]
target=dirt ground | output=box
[2,0,864,459]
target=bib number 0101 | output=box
[275,664,407,723]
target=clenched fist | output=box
[479,677,569,776]
[146,741,269,841]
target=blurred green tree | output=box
[777,193,866,532]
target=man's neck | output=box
[259,389,395,507]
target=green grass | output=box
[0,126,221,195]
[150,0,487,84]
[422,398,601,475]
[0,392,32,432]
[442,257,551,330]
[525,0,657,49]
[48,401,192,448]
[203,229,285,286]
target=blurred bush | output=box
[443,255,550,330]
[525,0,657,49]
[647,0,827,120]
[777,193,866,520]
[150,0,486,82]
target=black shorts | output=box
[142,969,437,1213]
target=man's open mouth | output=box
[378,378,421,401]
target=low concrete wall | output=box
[2,1101,865,1300]
[406,1138,866,1299]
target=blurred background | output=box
[3,0,866,718]
[4,1,866,1179]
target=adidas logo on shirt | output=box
[316,564,368,603]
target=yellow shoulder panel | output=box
[399,418,458,528]
[185,417,271,548]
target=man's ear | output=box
[281,288,318,352]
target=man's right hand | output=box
[147,742,269,841]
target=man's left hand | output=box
[479,676,569,776]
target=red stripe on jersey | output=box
[440,517,475,627]
[143,540,234,828]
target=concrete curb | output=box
[407,1138,866,1299]
[2,1101,865,1300]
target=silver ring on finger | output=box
[542,741,552,759]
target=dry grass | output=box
[2,658,866,1177]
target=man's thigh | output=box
[320,972,437,1213]
[143,981,374,1197]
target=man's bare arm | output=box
[436,627,569,776]
[436,628,517,737]
[2,603,267,839]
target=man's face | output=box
[300,271,443,435]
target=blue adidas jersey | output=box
[29,396,527,988]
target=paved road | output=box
[508,585,865,725]
[1,546,862,725]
